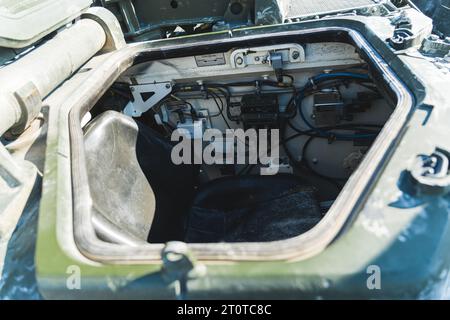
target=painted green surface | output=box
[35,17,450,299]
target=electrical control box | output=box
[313,89,345,126]
[240,93,279,129]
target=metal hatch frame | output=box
[67,25,414,264]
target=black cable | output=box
[281,74,295,85]
[204,91,223,118]
[183,99,198,118]
[206,78,296,122]
[287,120,383,136]
[301,136,348,182]
[280,116,381,188]
[281,136,340,190]
[204,85,237,122]
[238,122,379,178]
[294,73,384,140]
[281,78,380,122]
[207,89,232,129]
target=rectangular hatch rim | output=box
[67,26,415,264]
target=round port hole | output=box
[230,2,243,15]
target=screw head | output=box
[236,56,244,65]
[291,51,300,60]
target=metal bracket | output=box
[388,12,422,50]
[389,28,419,50]
[9,81,42,136]
[230,44,305,69]
[420,35,450,57]
[123,82,172,117]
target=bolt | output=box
[423,156,438,168]
[429,156,438,166]
[255,56,260,62]
[291,50,300,60]
[165,252,183,263]
[424,168,435,176]
[165,83,171,89]
[236,56,244,66]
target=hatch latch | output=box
[268,51,284,82]
[404,148,450,196]
[161,242,206,283]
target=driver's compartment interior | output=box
[81,38,397,246]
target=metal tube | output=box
[0,95,19,137]
[0,19,107,136]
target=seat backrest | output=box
[84,111,155,243]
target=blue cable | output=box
[308,72,371,86]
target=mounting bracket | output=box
[123,82,173,117]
